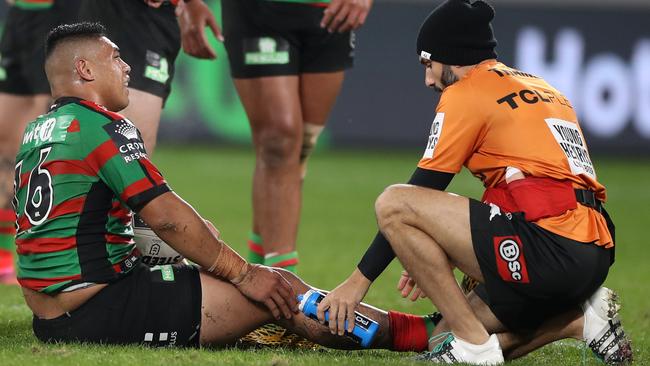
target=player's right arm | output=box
[138,192,298,320]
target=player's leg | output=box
[233,76,304,271]
[120,89,164,154]
[298,72,345,177]
[375,185,489,346]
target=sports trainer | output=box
[0,0,81,284]
[221,0,372,272]
[17,22,438,350]
[318,0,632,364]
[77,0,220,153]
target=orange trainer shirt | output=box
[418,60,613,248]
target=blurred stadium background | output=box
[0,1,648,365]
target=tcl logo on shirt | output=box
[423,112,445,159]
[493,235,530,283]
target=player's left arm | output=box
[176,0,223,59]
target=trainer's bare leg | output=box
[234,77,303,258]
[120,88,163,154]
[298,71,344,176]
[199,269,391,349]
[375,185,489,345]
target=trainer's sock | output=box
[0,209,16,276]
[388,310,438,352]
[264,251,298,273]
[247,231,264,264]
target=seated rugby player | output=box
[15,22,433,351]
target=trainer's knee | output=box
[254,118,302,168]
[375,184,413,235]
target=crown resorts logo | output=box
[104,119,147,163]
[115,121,139,140]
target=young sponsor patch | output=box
[103,119,148,163]
[493,235,530,283]
[422,112,445,159]
[243,37,290,65]
[545,118,596,179]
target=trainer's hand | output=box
[233,264,298,320]
[321,0,373,33]
[317,268,371,335]
[397,270,427,301]
[177,0,223,59]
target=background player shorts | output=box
[77,0,180,102]
[222,0,355,78]
[469,199,612,332]
[33,263,202,347]
[0,1,80,95]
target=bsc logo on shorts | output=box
[493,236,530,283]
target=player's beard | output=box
[433,65,459,93]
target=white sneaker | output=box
[416,333,504,365]
[582,287,633,365]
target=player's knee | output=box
[375,185,411,233]
[300,123,324,163]
[255,122,301,168]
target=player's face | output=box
[95,37,131,112]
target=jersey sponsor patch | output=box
[493,235,530,283]
[103,119,148,164]
[545,118,596,179]
[22,115,75,148]
[243,37,290,65]
[423,112,445,159]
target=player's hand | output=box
[397,270,427,301]
[143,0,164,8]
[177,0,223,59]
[321,0,373,33]
[317,268,371,335]
[233,264,299,320]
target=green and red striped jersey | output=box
[13,97,170,294]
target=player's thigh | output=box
[299,72,344,125]
[377,185,481,280]
[232,76,302,137]
[120,89,163,153]
[0,94,50,155]
[199,272,271,346]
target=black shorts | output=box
[33,263,202,347]
[77,0,181,101]
[469,199,612,332]
[222,0,354,78]
[0,1,80,95]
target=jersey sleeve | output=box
[417,85,487,173]
[81,117,170,212]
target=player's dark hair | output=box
[45,22,106,59]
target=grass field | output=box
[1,146,648,365]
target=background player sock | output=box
[247,231,264,264]
[388,310,438,352]
[0,209,16,276]
[264,251,299,273]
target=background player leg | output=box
[199,270,392,349]
[120,88,164,154]
[0,93,50,284]
[375,185,490,345]
[233,76,303,271]
[298,71,345,177]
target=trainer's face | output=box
[95,37,131,111]
[421,58,444,92]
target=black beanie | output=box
[416,0,497,66]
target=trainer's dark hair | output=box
[45,22,106,59]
